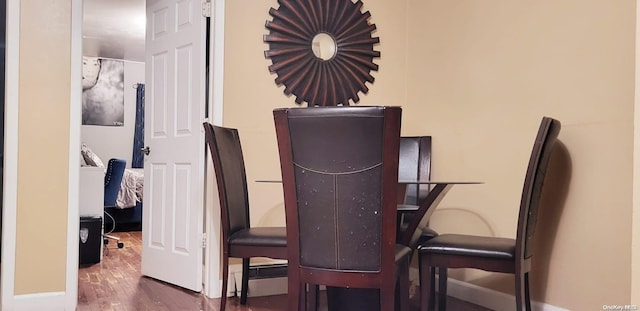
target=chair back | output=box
[399,136,432,204]
[203,123,250,245]
[274,106,402,279]
[104,158,126,207]
[516,117,561,262]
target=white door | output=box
[141,0,207,292]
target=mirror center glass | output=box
[311,33,336,60]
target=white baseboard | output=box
[245,276,289,297]
[228,264,288,297]
[409,267,568,311]
[13,291,67,311]
[227,264,568,311]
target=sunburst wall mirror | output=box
[264,0,380,107]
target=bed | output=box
[81,143,144,231]
[116,168,144,209]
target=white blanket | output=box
[116,168,144,208]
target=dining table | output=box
[325,180,481,311]
[396,181,482,247]
[256,179,482,310]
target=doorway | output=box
[78,0,146,283]
[82,0,224,300]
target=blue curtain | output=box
[132,84,145,168]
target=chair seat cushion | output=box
[395,244,412,263]
[420,227,439,240]
[410,227,439,249]
[399,220,439,248]
[229,227,287,247]
[398,218,438,237]
[418,234,516,260]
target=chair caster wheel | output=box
[117,242,124,248]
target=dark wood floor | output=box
[78,231,491,311]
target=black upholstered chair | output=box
[418,117,561,311]
[397,136,438,247]
[203,122,288,311]
[274,106,411,311]
[398,136,432,206]
[397,136,440,307]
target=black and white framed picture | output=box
[82,57,125,126]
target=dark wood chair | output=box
[418,116,561,311]
[274,106,411,311]
[397,136,439,309]
[397,136,438,247]
[203,122,288,311]
[398,136,432,206]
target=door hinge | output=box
[202,0,212,18]
[201,234,207,248]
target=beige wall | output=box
[223,0,409,227]
[5,0,633,306]
[224,0,636,310]
[406,0,634,309]
[14,0,71,294]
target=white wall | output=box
[81,60,144,167]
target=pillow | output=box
[81,143,105,168]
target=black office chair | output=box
[103,158,126,249]
[274,106,411,311]
[418,117,561,311]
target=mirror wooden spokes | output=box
[264,0,380,107]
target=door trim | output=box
[1,0,82,309]
[66,0,83,309]
[1,0,21,308]
[204,0,225,298]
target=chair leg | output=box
[380,283,396,311]
[220,255,229,311]
[397,256,410,311]
[240,258,250,305]
[288,269,300,311]
[516,271,532,311]
[299,283,308,311]
[438,268,447,311]
[419,255,433,311]
[525,273,532,311]
[306,284,319,311]
[429,267,437,311]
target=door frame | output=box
[0,0,226,308]
[204,0,225,298]
[1,0,83,309]
[0,0,21,308]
